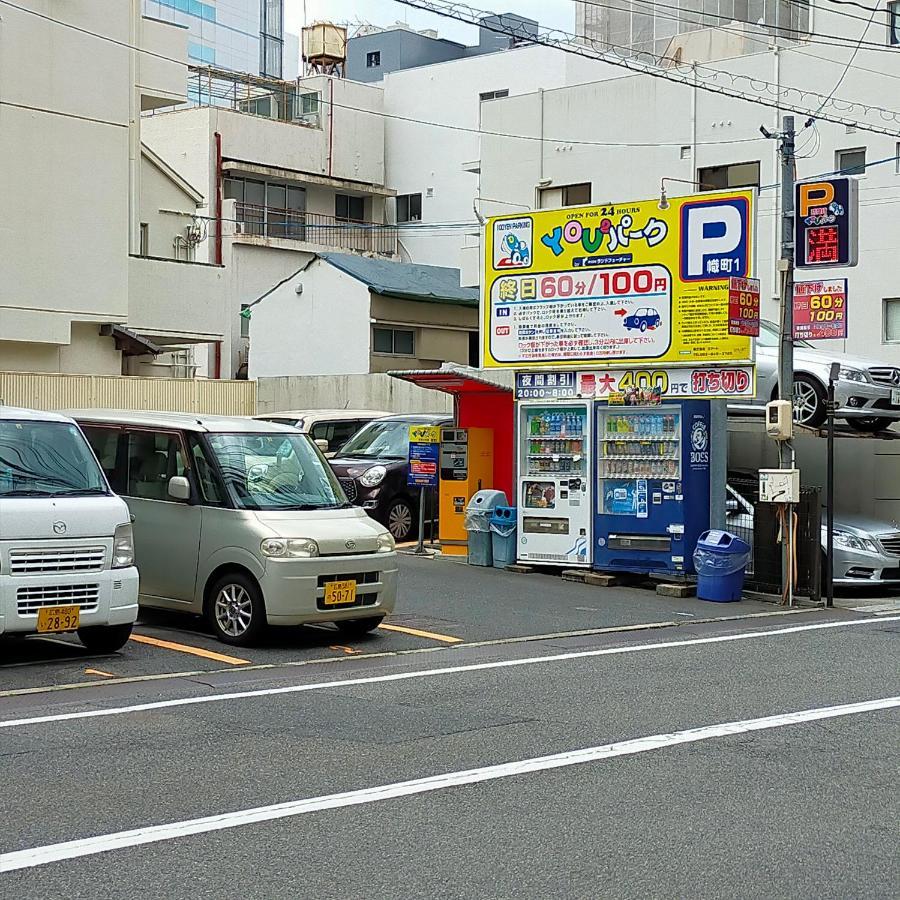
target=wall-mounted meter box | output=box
[759,469,800,503]
[766,400,794,440]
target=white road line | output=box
[1,614,897,732]
[2,694,897,873]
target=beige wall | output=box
[369,294,476,373]
[139,154,202,259]
[0,324,122,376]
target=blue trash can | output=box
[465,490,508,566]
[490,507,517,569]
[693,530,752,602]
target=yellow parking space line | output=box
[378,623,462,644]
[129,634,250,666]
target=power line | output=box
[0,98,127,128]
[395,0,900,136]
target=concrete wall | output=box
[139,153,202,259]
[257,374,453,415]
[249,261,370,379]
[347,29,467,82]
[0,324,123,376]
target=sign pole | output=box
[825,364,837,608]
[415,486,427,556]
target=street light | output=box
[658,176,718,210]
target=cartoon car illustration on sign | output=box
[623,307,662,332]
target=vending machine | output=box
[593,400,710,576]
[516,402,592,566]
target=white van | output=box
[0,407,138,652]
[73,411,399,646]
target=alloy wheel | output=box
[388,502,413,541]
[792,380,820,424]
[214,583,253,637]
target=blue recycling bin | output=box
[490,506,518,570]
[693,530,752,602]
[465,490,508,566]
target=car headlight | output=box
[832,530,879,553]
[838,367,867,383]
[112,523,135,568]
[376,532,395,553]
[260,538,319,559]
[360,465,387,487]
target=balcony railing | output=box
[235,204,398,256]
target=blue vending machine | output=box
[593,400,710,576]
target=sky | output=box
[287,1,575,44]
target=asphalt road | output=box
[1,556,898,898]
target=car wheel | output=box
[387,498,415,542]
[208,572,266,646]
[640,321,647,332]
[335,616,384,637]
[847,417,892,433]
[792,375,827,427]
[77,623,133,654]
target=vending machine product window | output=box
[523,407,587,477]
[598,409,682,516]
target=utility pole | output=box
[777,116,796,408]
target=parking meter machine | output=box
[593,400,711,576]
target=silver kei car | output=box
[740,321,900,433]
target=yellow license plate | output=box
[324,580,357,606]
[36,605,80,633]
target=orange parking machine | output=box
[438,427,494,556]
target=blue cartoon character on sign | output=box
[498,232,530,268]
[623,307,661,333]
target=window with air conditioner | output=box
[397,193,422,223]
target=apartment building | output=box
[142,67,397,378]
[0,0,225,378]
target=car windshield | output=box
[0,421,107,497]
[205,432,348,511]
[338,420,417,459]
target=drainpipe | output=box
[327,79,335,177]
[214,132,224,378]
[128,1,140,255]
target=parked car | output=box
[740,320,900,432]
[726,477,900,586]
[253,409,391,457]
[0,407,138,652]
[73,410,398,646]
[624,307,662,332]
[328,414,452,543]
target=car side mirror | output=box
[726,498,739,513]
[168,475,191,502]
[314,438,329,453]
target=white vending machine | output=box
[516,401,593,567]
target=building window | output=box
[697,161,760,190]
[260,0,284,78]
[373,327,415,356]
[188,42,216,65]
[240,305,251,339]
[479,89,509,101]
[562,183,592,205]
[884,299,900,342]
[366,51,381,68]
[836,147,866,175]
[335,194,365,222]
[890,1,900,45]
[139,223,149,257]
[680,145,691,160]
[396,193,422,223]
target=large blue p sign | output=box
[680,197,751,281]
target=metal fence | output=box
[235,203,398,256]
[728,473,822,600]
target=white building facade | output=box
[0,0,226,377]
